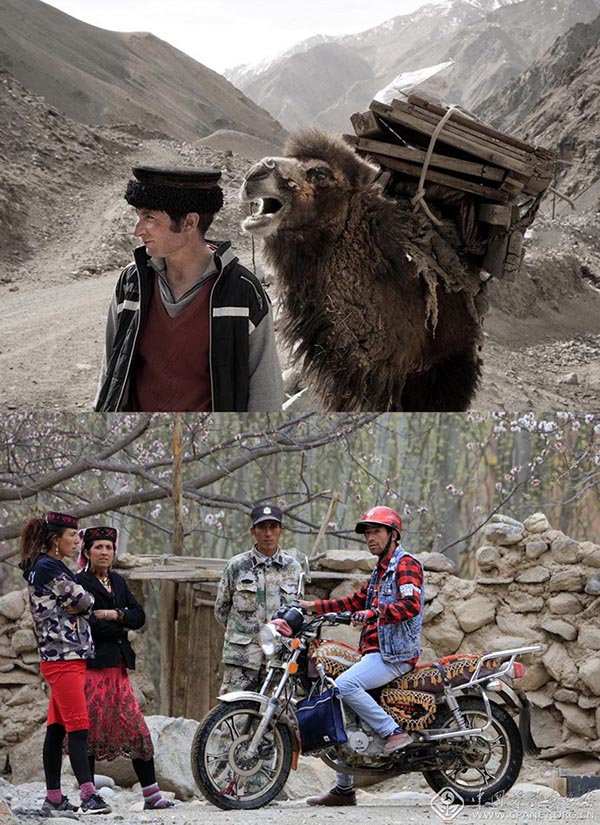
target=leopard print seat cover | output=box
[310,640,503,731]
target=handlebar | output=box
[312,611,353,626]
[272,603,354,629]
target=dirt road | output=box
[0,273,116,412]
[2,266,600,413]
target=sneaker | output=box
[80,793,112,815]
[40,795,79,815]
[143,798,176,810]
[383,730,413,753]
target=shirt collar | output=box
[150,255,218,305]
[376,544,398,573]
[251,546,284,567]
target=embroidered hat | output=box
[45,511,79,529]
[250,504,283,526]
[78,526,118,570]
[125,166,224,215]
[80,526,118,549]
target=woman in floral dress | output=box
[76,525,174,810]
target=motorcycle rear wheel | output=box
[190,699,293,810]
[423,696,523,805]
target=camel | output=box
[240,128,485,411]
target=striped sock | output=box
[142,783,168,808]
[80,781,96,802]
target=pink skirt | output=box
[85,665,154,762]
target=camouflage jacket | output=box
[214,546,302,669]
[23,555,95,662]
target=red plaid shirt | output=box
[312,551,423,662]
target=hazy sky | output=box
[41,0,434,73]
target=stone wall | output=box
[1,512,599,781]
[0,588,48,765]
[311,512,600,771]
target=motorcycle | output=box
[191,605,541,810]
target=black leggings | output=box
[43,725,93,789]
[88,755,156,788]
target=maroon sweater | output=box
[130,275,216,411]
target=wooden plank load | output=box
[346,94,555,279]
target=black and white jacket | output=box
[94,242,283,412]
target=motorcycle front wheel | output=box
[423,696,523,805]
[190,699,294,810]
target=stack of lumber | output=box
[346,94,555,278]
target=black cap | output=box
[251,504,283,526]
[125,165,223,215]
[132,166,222,188]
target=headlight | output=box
[259,623,282,657]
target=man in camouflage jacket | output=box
[214,505,302,693]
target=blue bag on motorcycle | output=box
[296,686,348,753]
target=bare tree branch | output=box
[0,415,153,500]
[0,413,381,558]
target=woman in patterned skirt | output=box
[76,526,174,810]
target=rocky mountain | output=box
[0,66,134,275]
[0,0,285,143]
[476,13,600,202]
[226,0,600,133]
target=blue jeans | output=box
[334,652,412,789]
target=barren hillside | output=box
[477,12,600,202]
[0,67,134,282]
[0,0,285,143]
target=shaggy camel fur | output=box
[240,129,484,411]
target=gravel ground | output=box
[2,771,600,825]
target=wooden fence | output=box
[122,557,226,721]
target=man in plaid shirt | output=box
[299,505,424,806]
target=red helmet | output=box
[355,506,403,535]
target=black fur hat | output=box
[125,166,224,215]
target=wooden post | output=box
[159,581,176,715]
[172,414,184,556]
[158,414,184,716]
[172,582,192,715]
[310,492,339,559]
[185,586,206,720]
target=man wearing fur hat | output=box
[95,166,283,411]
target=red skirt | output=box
[40,660,89,732]
[85,665,154,762]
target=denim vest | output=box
[365,544,424,664]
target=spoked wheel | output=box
[423,697,523,804]
[190,699,293,810]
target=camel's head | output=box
[240,128,380,238]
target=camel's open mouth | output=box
[241,196,284,236]
[250,197,283,217]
